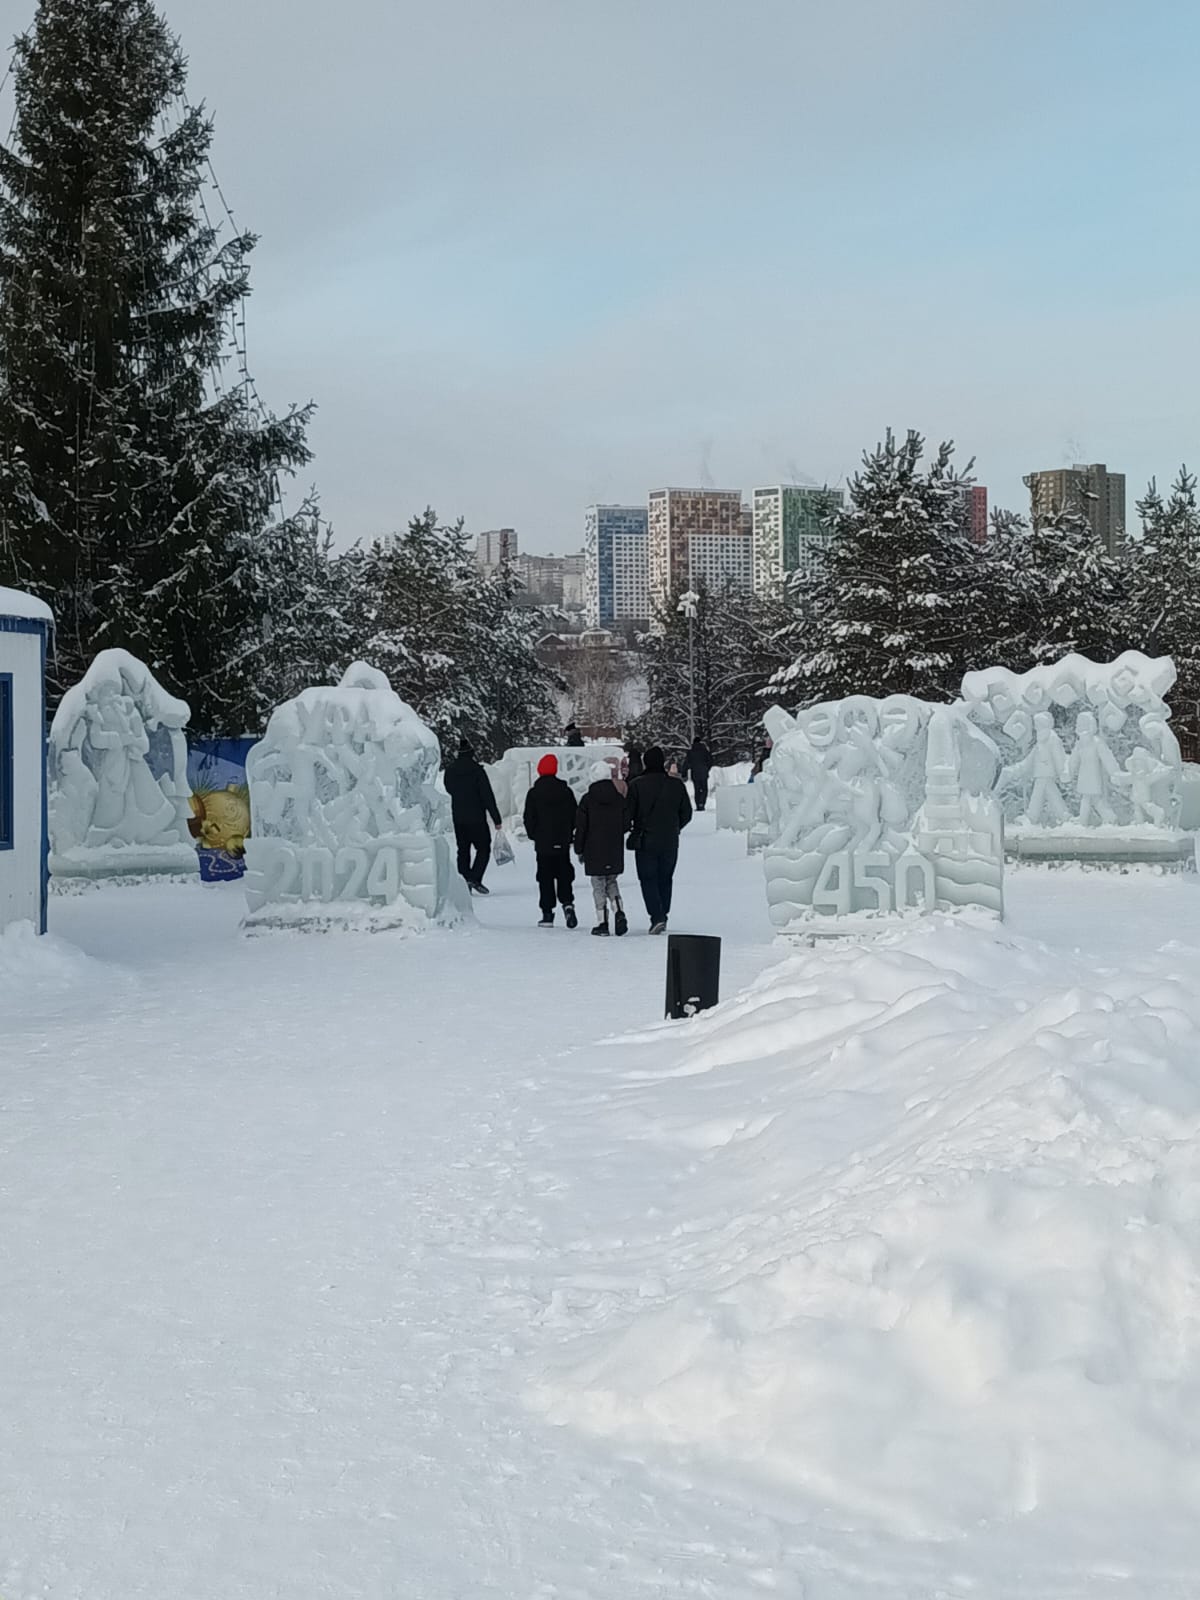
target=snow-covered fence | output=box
[0,588,53,934]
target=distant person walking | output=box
[623,742,644,783]
[443,740,502,895]
[523,754,579,928]
[574,760,629,937]
[564,722,585,747]
[627,746,692,934]
[682,735,713,811]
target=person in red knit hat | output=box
[522,754,579,928]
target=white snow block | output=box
[48,649,195,881]
[759,696,1003,935]
[961,652,1191,867]
[243,662,468,932]
[715,784,761,834]
[0,590,53,934]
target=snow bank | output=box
[0,585,53,623]
[532,917,1200,1547]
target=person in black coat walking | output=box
[564,722,585,747]
[681,735,713,811]
[627,745,692,933]
[623,741,644,783]
[443,741,502,894]
[574,761,629,936]
[523,754,579,927]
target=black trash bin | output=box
[665,933,721,1020]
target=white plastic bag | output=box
[493,827,515,866]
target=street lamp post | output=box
[677,589,699,745]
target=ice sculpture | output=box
[759,696,1003,933]
[243,662,468,930]
[489,743,623,828]
[961,652,1188,864]
[49,650,195,880]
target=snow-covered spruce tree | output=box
[1124,468,1200,734]
[353,511,559,757]
[980,502,1126,671]
[0,0,313,729]
[770,430,981,706]
[635,581,793,762]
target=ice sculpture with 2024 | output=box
[48,649,196,880]
[243,663,469,930]
[960,652,1188,864]
[760,696,1004,933]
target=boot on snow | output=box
[592,915,610,937]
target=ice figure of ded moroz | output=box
[243,662,469,930]
[48,650,195,880]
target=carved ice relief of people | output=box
[1002,711,1069,827]
[1139,710,1182,771]
[1068,710,1120,825]
[1113,746,1170,826]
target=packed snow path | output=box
[4,816,1200,1598]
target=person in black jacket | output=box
[523,754,579,928]
[623,741,644,783]
[564,722,585,747]
[574,761,629,936]
[681,735,713,811]
[627,745,692,933]
[443,740,502,894]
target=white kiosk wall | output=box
[0,588,53,935]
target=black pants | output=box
[693,775,709,811]
[636,841,678,925]
[536,847,575,916]
[455,824,490,885]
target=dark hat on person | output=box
[644,746,666,772]
[458,739,474,757]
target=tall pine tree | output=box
[1125,467,1200,740]
[771,429,979,706]
[980,502,1125,671]
[353,511,560,756]
[0,0,313,729]
[636,580,793,761]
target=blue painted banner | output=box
[187,737,256,882]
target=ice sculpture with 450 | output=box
[243,663,469,931]
[760,695,1004,934]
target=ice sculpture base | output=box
[772,904,1002,942]
[1007,828,1195,869]
[50,843,198,881]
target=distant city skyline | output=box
[98,0,1200,555]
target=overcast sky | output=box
[18,0,1200,550]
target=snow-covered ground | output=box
[4,817,1200,1597]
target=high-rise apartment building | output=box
[647,488,746,618]
[1023,463,1126,554]
[959,486,988,545]
[584,506,649,625]
[751,485,845,592]
[689,528,754,593]
[476,528,518,567]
